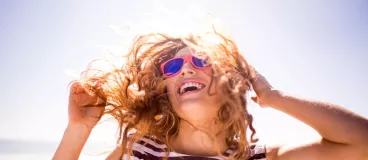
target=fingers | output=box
[70,81,103,95]
[248,66,272,88]
[250,66,263,79]
[69,82,105,106]
[72,93,105,107]
[70,81,103,96]
[70,81,86,94]
[249,66,263,84]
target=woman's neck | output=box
[170,118,229,156]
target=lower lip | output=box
[179,88,204,96]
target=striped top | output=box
[122,135,267,160]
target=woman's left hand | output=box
[250,67,281,107]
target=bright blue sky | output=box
[0,0,367,146]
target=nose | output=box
[180,62,197,77]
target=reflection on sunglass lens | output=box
[164,58,184,76]
[192,56,211,67]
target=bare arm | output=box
[52,125,92,160]
[268,92,368,146]
[265,91,368,160]
[251,69,368,160]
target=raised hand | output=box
[68,81,105,130]
[250,67,280,107]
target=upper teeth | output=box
[179,82,204,94]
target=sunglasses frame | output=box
[160,55,211,78]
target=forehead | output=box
[174,47,196,57]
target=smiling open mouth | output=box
[177,82,206,95]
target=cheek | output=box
[165,80,179,102]
[166,84,181,114]
[165,80,178,94]
[200,67,213,78]
[164,80,185,114]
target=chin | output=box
[175,102,218,122]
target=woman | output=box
[53,31,368,160]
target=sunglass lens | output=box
[163,58,184,76]
[192,56,211,68]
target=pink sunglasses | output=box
[160,55,211,78]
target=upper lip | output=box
[179,79,205,87]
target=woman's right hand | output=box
[53,81,105,160]
[68,81,105,131]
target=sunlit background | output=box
[1,0,367,159]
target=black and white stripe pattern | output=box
[122,135,267,160]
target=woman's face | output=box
[164,47,221,122]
